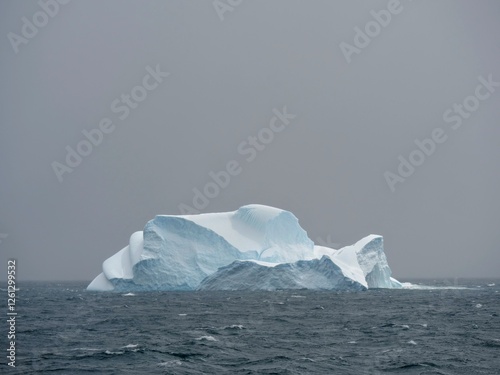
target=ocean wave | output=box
[158,360,182,367]
[223,324,245,330]
[195,335,217,341]
[401,282,473,290]
[105,350,125,355]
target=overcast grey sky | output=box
[1,0,499,281]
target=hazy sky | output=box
[1,0,499,281]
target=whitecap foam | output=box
[401,282,471,290]
[122,344,138,348]
[122,293,135,296]
[105,350,125,355]
[158,360,182,367]
[195,335,217,341]
[223,324,245,330]
[407,340,417,345]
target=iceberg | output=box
[198,256,367,291]
[87,204,401,291]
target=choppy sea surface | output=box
[1,279,499,374]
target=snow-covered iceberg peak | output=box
[87,204,401,292]
[335,234,401,289]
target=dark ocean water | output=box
[1,279,499,374]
